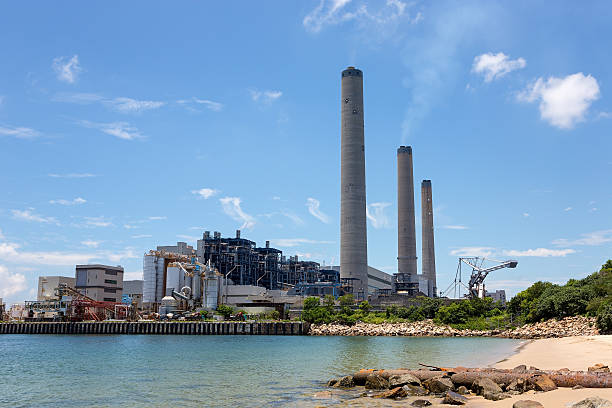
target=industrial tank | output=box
[159,296,178,316]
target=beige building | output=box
[75,264,124,303]
[37,276,76,300]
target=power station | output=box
[340,67,369,298]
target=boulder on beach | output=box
[570,396,612,408]
[334,375,355,388]
[588,364,610,373]
[442,390,468,405]
[411,399,433,407]
[528,374,557,392]
[403,384,429,396]
[373,386,407,399]
[389,373,421,387]
[471,377,503,395]
[513,401,544,408]
[423,376,453,394]
[365,373,389,390]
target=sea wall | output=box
[310,316,598,338]
[0,321,309,335]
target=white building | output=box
[37,276,76,300]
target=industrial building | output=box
[340,66,369,297]
[486,289,507,306]
[75,264,124,303]
[37,276,75,300]
[123,280,143,309]
[329,265,392,295]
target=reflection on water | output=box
[0,335,522,408]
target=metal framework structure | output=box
[56,284,127,321]
[442,257,518,299]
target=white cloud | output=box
[103,249,138,263]
[250,89,283,104]
[49,197,86,206]
[123,224,138,229]
[78,120,143,140]
[177,98,224,112]
[81,240,101,248]
[192,188,219,199]
[523,213,530,218]
[303,0,412,33]
[107,97,165,113]
[52,55,82,83]
[12,209,57,224]
[83,217,112,228]
[280,211,305,226]
[518,73,600,129]
[0,242,96,266]
[564,207,573,212]
[219,197,256,229]
[271,238,335,247]
[131,234,152,239]
[306,198,330,223]
[148,216,166,221]
[0,228,4,240]
[450,247,496,257]
[124,271,143,280]
[48,173,96,178]
[366,202,391,229]
[553,229,612,247]
[472,52,526,82]
[441,225,468,230]
[503,248,576,257]
[0,125,41,139]
[177,234,200,242]
[0,265,27,298]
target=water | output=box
[0,335,522,407]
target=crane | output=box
[442,257,518,299]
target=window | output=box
[104,288,116,293]
[105,270,118,276]
[104,279,117,285]
[103,298,116,302]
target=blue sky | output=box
[1,1,611,304]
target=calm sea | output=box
[0,335,522,407]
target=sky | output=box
[1,1,611,305]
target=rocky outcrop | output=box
[389,373,421,387]
[423,377,453,394]
[571,397,612,408]
[309,316,598,338]
[365,373,389,390]
[513,402,544,408]
[442,390,468,405]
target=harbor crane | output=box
[442,257,518,299]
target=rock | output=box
[529,366,539,371]
[334,375,355,388]
[528,374,557,392]
[373,386,408,399]
[456,386,469,395]
[483,391,511,401]
[506,378,527,393]
[327,378,338,387]
[411,400,433,407]
[513,401,544,408]
[588,363,610,373]
[570,396,612,408]
[423,377,454,394]
[442,390,468,405]
[389,373,421,387]
[573,385,585,389]
[513,364,528,372]
[472,377,503,395]
[365,373,389,390]
[403,384,429,396]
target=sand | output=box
[465,335,612,407]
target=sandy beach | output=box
[466,335,612,407]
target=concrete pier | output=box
[340,66,368,297]
[421,180,437,297]
[0,321,309,335]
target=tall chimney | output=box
[421,180,437,297]
[397,146,417,288]
[236,229,241,239]
[340,66,368,298]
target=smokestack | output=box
[421,180,436,297]
[397,146,417,287]
[236,229,241,239]
[340,66,368,297]
[265,240,270,248]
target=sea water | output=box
[0,335,522,407]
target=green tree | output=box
[338,293,355,306]
[358,300,371,314]
[216,304,234,319]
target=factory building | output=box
[37,276,75,300]
[123,280,143,309]
[340,66,369,296]
[329,265,392,295]
[75,264,124,303]
[279,255,321,287]
[196,231,281,290]
[420,180,437,297]
[486,289,507,306]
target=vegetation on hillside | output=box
[302,260,612,332]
